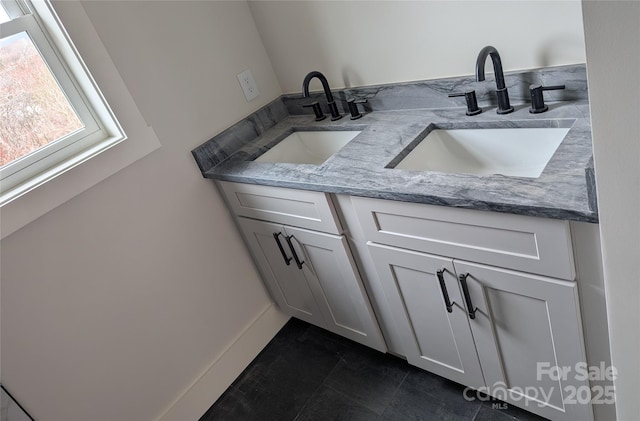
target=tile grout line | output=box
[323,383,385,417]
[293,351,346,421]
[379,370,410,416]
[292,381,327,421]
[471,401,483,421]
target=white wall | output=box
[0,1,286,420]
[249,0,586,93]
[582,2,640,420]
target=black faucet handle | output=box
[529,84,565,114]
[449,91,482,116]
[303,101,327,121]
[344,98,367,120]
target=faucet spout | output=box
[475,46,513,114]
[476,46,506,89]
[302,71,341,120]
[303,71,334,101]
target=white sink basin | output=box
[255,130,361,165]
[394,126,570,178]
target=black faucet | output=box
[302,71,341,121]
[475,46,514,114]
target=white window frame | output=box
[0,0,126,206]
[0,0,161,239]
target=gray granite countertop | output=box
[203,102,595,222]
[193,65,597,223]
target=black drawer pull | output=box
[273,232,292,266]
[285,235,305,270]
[459,273,477,319]
[437,269,455,313]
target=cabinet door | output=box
[367,243,484,388]
[285,226,386,352]
[454,260,593,421]
[237,217,326,327]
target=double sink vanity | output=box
[192,60,603,421]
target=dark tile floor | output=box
[201,318,548,421]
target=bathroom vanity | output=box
[192,65,608,421]
[218,180,596,421]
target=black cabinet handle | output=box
[458,273,477,319]
[273,232,292,266]
[285,235,305,269]
[437,270,455,313]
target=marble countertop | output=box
[202,100,596,223]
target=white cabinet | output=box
[220,181,386,352]
[454,260,589,421]
[237,217,326,327]
[367,243,485,389]
[353,196,593,421]
[218,181,597,420]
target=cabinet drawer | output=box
[352,196,575,280]
[218,181,342,234]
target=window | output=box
[0,0,126,205]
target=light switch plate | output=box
[237,69,260,102]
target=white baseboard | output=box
[155,303,289,421]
